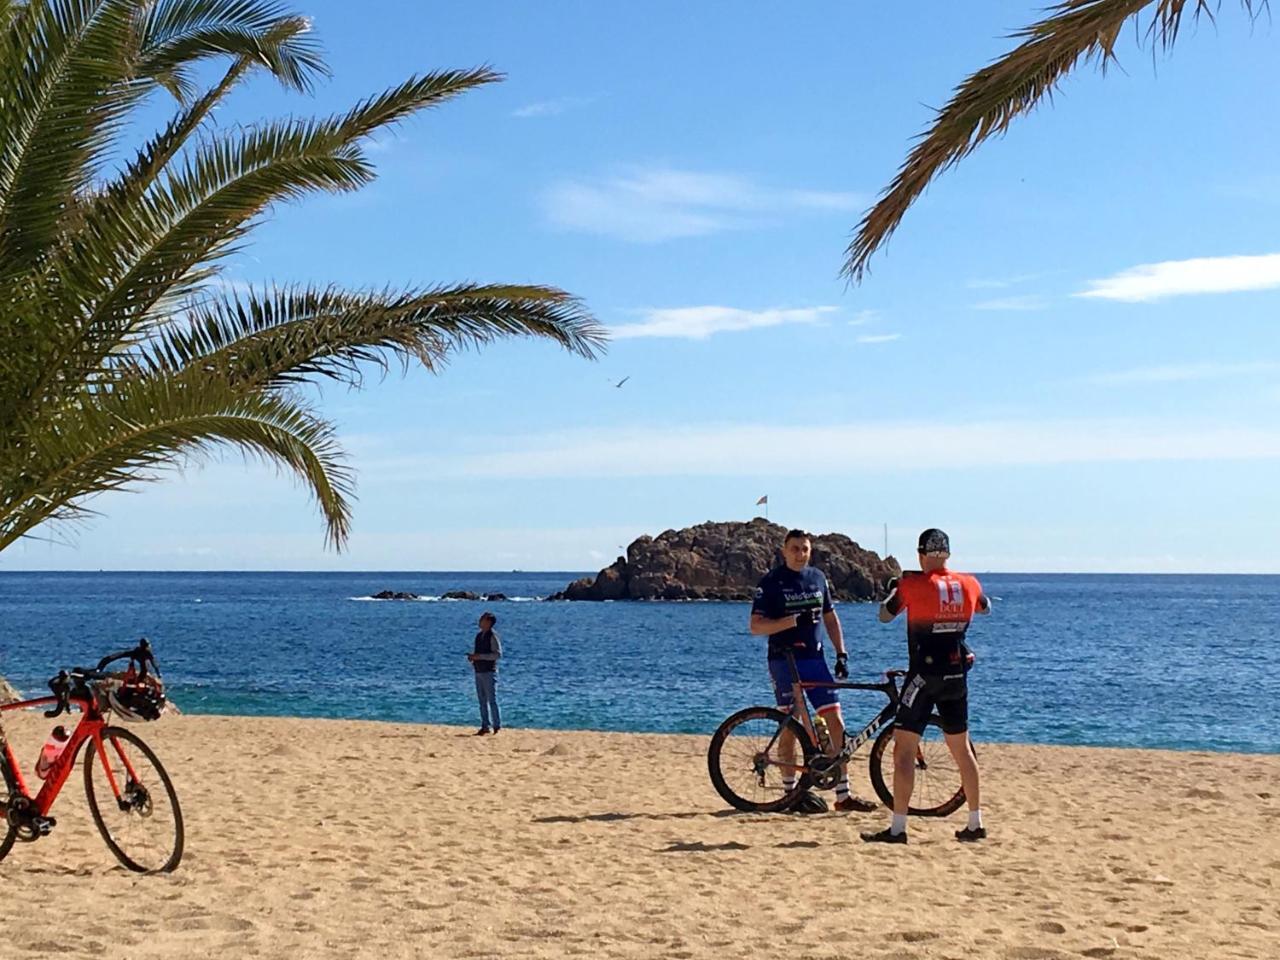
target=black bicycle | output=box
[707,651,971,816]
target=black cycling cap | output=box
[917,528,950,556]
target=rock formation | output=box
[0,676,20,704]
[550,519,900,602]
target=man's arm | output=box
[823,609,846,657]
[820,578,845,657]
[879,577,903,623]
[971,575,992,615]
[749,612,801,636]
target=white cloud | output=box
[1089,361,1280,384]
[610,306,836,341]
[849,309,879,326]
[1076,253,1280,302]
[973,295,1047,311]
[356,418,1280,481]
[541,166,864,242]
[512,96,595,119]
[856,333,901,344]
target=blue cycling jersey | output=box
[751,565,833,659]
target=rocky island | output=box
[550,519,900,602]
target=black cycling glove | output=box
[794,608,822,628]
[834,654,849,680]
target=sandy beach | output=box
[0,711,1276,959]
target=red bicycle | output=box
[0,639,184,872]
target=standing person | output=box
[468,611,502,735]
[862,528,991,844]
[749,528,877,813]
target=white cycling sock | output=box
[968,809,983,831]
[891,813,908,836]
[783,777,796,793]
[835,777,850,799]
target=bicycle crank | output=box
[6,796,56,842]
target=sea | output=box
[1,572,1277,754]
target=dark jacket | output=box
[472,629,501,673]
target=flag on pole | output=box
[756,495,768,506]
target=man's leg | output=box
[862,673,933,844]
[891,728,921,823]
[945,731,980,812]
[766,660,803,799]
[861,726,919,843]
[475,673,491,732]
[819,704,877,812]
[778,720,798,794]
[938,682,984,840]
[488,675,502,732]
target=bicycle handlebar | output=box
[44,639,160,719]
[96,637,158,678]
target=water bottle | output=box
[35,725,70,780]
[813,714,832,754]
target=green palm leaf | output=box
[844,0,1265,282]
[0,379,352,551]
[0,1,604,554]
[138,283,605,391]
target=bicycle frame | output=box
[781,651,903,758]
[0,694,136,819]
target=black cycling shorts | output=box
[895,672,968,736]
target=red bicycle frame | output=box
[0,693,138,817]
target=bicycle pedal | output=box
[34,815,56,836]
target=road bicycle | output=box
[708,651,971,816]
[0,639,184,872]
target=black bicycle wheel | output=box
[868,717,971,817]
[1,754,21,863]
[84,726,184,872]
[708,706,816,813]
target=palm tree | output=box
[0,0,605,557]
[844,0,1265,281]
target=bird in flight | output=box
[612,376,630,389]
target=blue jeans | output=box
[475,672,500,730]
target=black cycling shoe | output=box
[860,827,907,844]
[955,826,987,842]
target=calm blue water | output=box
[1,572,1277,753]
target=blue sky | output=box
[11,1,1280,572]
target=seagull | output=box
[612,376,630,389]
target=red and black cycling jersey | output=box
[884,569,987,676]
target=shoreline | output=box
[0,712,1276,958]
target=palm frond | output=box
[844,0,1266,282]
[0,0,141,266]
[136,0,327,99]
[0,378,353,551]
[0,4,601,554]
[135,282,606,391]
[44,69,505,396]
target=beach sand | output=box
[0,712,1276,959]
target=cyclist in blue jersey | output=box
[750,529,876,813]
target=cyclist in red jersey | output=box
[861,528,991,844]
